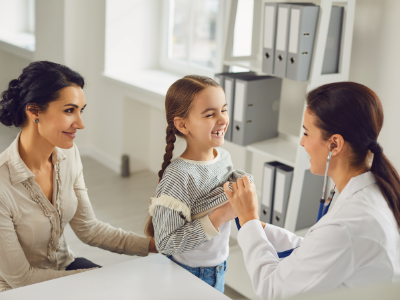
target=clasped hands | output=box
[223,175,260,227]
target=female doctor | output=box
[224,82,400,300]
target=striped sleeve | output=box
[228,169,254,184]
[152,205,217,255]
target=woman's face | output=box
[185,86,229,149]
[300,108,331,175]
[36,85,86,149]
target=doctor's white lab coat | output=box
[238,172,400,300]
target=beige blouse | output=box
[0,134,150,292]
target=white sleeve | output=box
[263,223,303,252]
[238,220,354,300]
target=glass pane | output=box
[232,0,254,57]
[168,0,190,62]
[190,0,219,68]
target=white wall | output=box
[349,0,400,171]
[0,0,399,175]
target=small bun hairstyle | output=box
[0,61,85,127]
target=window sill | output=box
[102,69,182,110]
[0,32,35,61]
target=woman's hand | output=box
[224,176,259,227]
[148,238,158,253]
[209,201,237,230]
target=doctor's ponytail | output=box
[306,82,400,229]
[144,75,221,238]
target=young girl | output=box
[145,75,253,293]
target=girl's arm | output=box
[69,145,151,256]
[153,200,235,255]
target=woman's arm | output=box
[0,198,90,290]
[69,145,152,256]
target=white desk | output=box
[0,254,231,300]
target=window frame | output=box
[159,0,226,77]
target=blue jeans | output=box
[167,255,227,293]
[66,257,102,270]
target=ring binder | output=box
[272,164,294,228]
[286,4,320,81]
[231,75,282,146]
[262,3,278,75]
[214,72,255,141]
[260,161,283,224]
[273,3,291,78]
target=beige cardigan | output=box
[0,134,150,292]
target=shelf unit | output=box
[221,0,355,298]
[222,0,355,233]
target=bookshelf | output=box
[221,0,356,298]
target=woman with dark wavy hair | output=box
[0,61,156,292]
[224,82,400,299]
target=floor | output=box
[0,125,248,300]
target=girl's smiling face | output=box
[178,86,229,151]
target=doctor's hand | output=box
[224,176,259,227]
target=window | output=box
[161,0,225,76]
[232,0,254,57]
[0,0,35,52]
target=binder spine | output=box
[273,4,291,78]
[214,74,224,89]
[272,165,294,228]
[224,78,235,141]
[260,162,281,224]
[262,3,278,75]
[286,6,319,81]
[232,80,246,145]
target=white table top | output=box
[0,254,231,300]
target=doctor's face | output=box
[300,108,331,176]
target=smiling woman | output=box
[0,61,157,292]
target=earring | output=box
[34,119,39,123]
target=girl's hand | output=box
[224,175,259,227]
[209,201,237,230]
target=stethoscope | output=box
[235,148,336,259]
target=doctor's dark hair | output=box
[306,82,400,228]
[0,61,85,127]
[144,75,221,238]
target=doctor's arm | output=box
[224,177,303,251]
[224,176,354,299]
[238,220,354,299]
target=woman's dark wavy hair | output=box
[306,82,400,228]
[0,61,85,127]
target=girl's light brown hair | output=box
[145,75,220,238]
